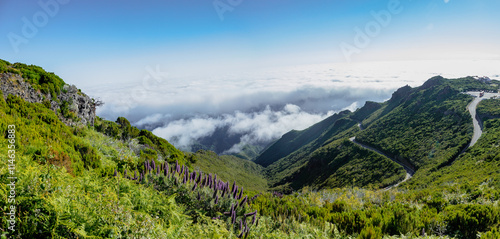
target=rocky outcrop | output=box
[0,72,96,126]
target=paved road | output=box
[464,91,500,148]
[349,136,414,190]
[349,91,500,189]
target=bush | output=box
[74,141,102,169]
[445,204,499,239]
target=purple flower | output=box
[214,195,219,204]
[113,169,117,177]
[192,182,197,191]
[244,210,257,217]
[238,219,243,236]
[233,186,239,198]
[239,196,248,208]
[251,214,256,225]
[197,172,202,183]
[212,189,218,199]
[231,210,236,225]
[237,187,243,200]
[231,181,236,193]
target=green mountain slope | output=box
[190,150,268,192]
[258,76,500,192]
[2,60,500,238]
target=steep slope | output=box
[408,117,500,190]
[259,76,500,192]
[0,60,272,238]
[190,150,268,192]
[255,110,351,167]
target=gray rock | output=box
[0,72,96,127]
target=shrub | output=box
[445,204,499,239]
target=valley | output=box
[1,60,500,238]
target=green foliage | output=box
[477,99,500,121]
[357,83,472,170]
[286,139,405,190]
[1,61,66,98]
[191,150,268,192]
[3,62,500,238]
[444,204,499,239]
[74,140,102,169]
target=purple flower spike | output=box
[244,210,257,217]
[192,182,197,191]
[231,210,236,225]
[214,195,219,204]
[113,169,117,177]
[134,171,138,179]
[152,159,156,171]
[238,187,243,200]
[212,189,218,199]
[233,186,238,198]
[251,214,256,225]
[239,196,248,208]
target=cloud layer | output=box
[151,104,334,153]
[87,60,500,153]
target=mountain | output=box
[257,76,500,192]
[2,59,500,238]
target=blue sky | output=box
[1,0,500,151]
[1,0,499,79]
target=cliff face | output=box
[0,72,95,126]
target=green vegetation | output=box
[477,99,500,121]
[1,60,65,98]
[191,150,268,192]
[2,62,500,238]
[356,83,472,170]
[285,139,406,190]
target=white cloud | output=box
[444,0,450,3]
[152,104,334,152]
[89,59,500,153]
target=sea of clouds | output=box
[88,60,500,153]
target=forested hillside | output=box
[1,60,500,238]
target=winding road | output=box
[465,91,500,148]
[349,91,500,190]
